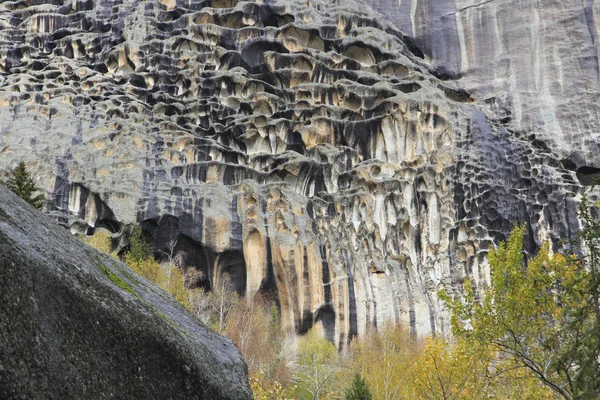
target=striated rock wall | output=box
[367,0,600,172]
[0,0,584,347]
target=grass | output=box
[92,255,191,338]
[95,257,136,296]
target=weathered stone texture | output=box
[368,0,600,170]
[0,186,251,399]
[0,0,586,346]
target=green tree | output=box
[351,323,422,400]
[345,373,372,400]
[412,337,491,400]
[294,328,341,400]
[4,161,45,209]
[441,194,600,399]
[126,225,153,263]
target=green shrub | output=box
[344,373,372,400]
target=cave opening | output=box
[314,304,336,343]
[576,165,600,186]
[95,218,121,233]
[215,250,247,296]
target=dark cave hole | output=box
[95,218,121,233]
[576,165,600,186]
[215,250,247,296]
[561,158,578,171]
[314,304,335,343]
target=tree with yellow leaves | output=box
[441,193,600,399]
[294,328,342,400]
[351,323,424,400]
[412,337,491,400]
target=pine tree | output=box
[345,373,372,400]
[5,161,45,210]
[126,225,154,263]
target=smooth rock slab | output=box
[0,186,251,400]
[367,0,600,170]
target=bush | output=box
[84,230,114,255]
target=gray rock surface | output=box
[367,0,600,171]
[0,186,251,399]
[0,0,588,346]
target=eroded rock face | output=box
[0,0,585,346]
[367,0,600,173]
[0,186,251,399]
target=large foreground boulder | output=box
[0,186,251,399]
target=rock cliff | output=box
[368,0,600,173]
[0,0,586,346]
[0,185,251,399]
